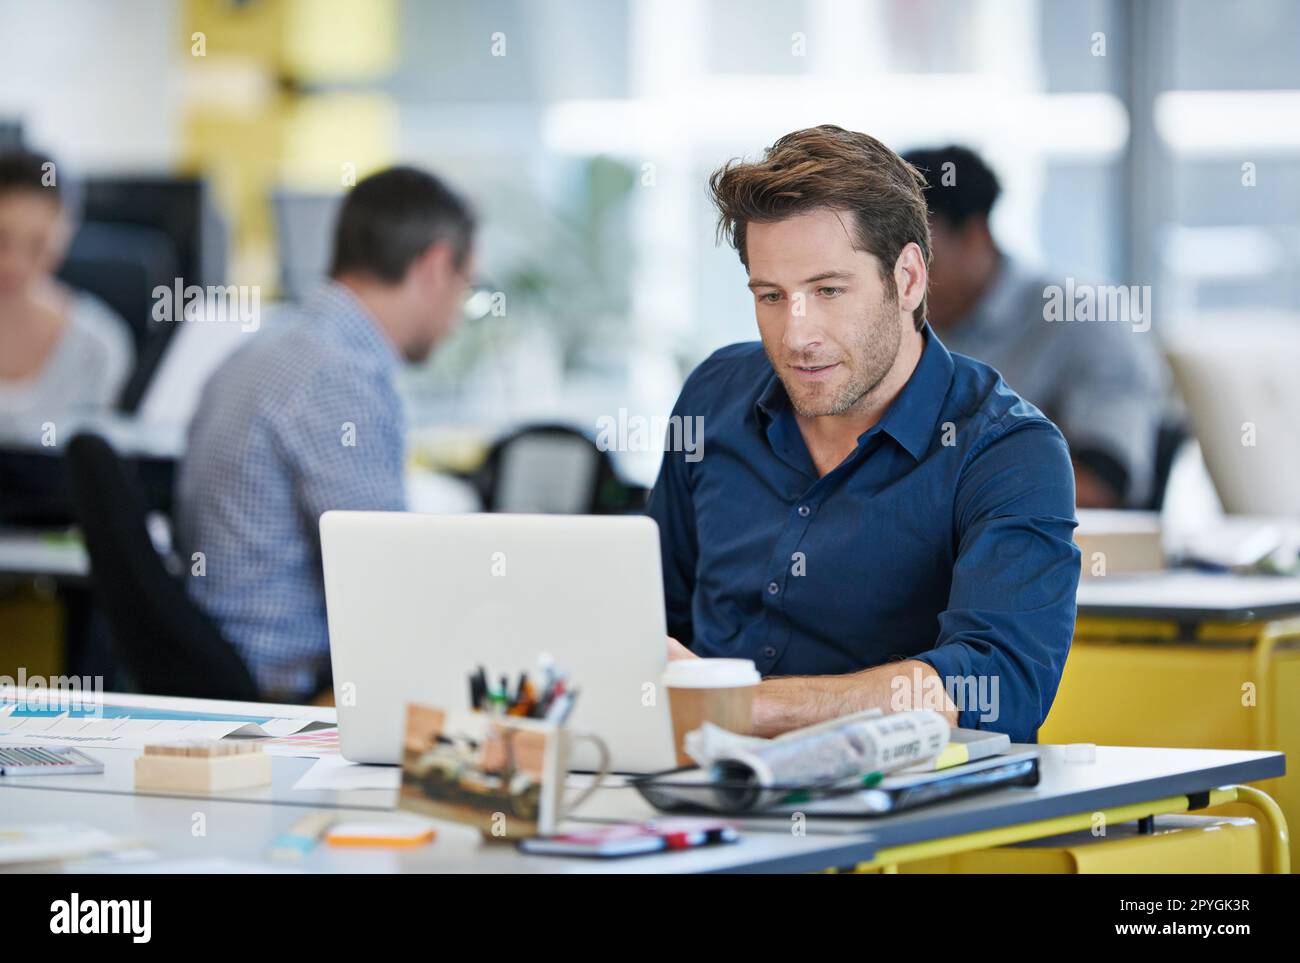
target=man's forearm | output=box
[750,659,957,738]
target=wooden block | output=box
[134,744,272,792]
[142,738,261,758]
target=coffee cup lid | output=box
[662,658,760,688]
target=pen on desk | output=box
[269,811,335,860]
[778,771,881,806]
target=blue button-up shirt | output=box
[176,282,406,700]
[646,327,1080,741]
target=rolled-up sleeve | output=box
[913,419,1080,741]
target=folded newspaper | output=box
[668,708,950,812]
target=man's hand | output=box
[751,659,957,737]
[667,636,699,661]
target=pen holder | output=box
[399,702,609,840]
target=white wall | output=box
[0,0,180,171]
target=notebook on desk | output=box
[909,728,1011,772]
[632,749,1039,818]
[766,750,1040,817]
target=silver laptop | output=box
[320,511,677,772]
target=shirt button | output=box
[766,581,780,595]
[797,505,810,517]
[763,646,777,658]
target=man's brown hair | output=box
[708,124,932,329]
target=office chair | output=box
[64,433,260,701]
[476,424,647,514]
[1145,419,1189,511]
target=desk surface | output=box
[0,693,1284,873]
[0,466,476,580]
[1077,571,1300,622]
[0,529,89,580]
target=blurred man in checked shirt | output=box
[176,168,475,701]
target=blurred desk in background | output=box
[0,415,182,529]
[1045,569,1300,869]
[0,529,88,582]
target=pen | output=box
[508,678,536,717]
[472,666,489,711]
[543,692,568,723]
[779,771,881,805]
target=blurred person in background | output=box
[176,167,476,702]
[904,146,1166,509]
[0,148,133,429]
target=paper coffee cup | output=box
[662,659,760,767]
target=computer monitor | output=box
[1165,316,1300,516]
[56,175,228,412]
[271,189,342,302]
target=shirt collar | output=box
[875,324,955,460]
[754,324,955,463]
[303,280,404,374]
[755,365,788,422]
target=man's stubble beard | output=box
[773,290,902,419]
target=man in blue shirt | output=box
[647,126,1080,742]
[177,168,475,701]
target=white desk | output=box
[0,530,89,580]
[0,694,1286,873]
[1076,570,1300,622]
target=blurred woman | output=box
[0,148,133,428]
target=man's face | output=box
[406,247,474,363]
[0,191,64,298]
[925,216,990,330]
[923,217,960,328]
[746,208,904,418]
